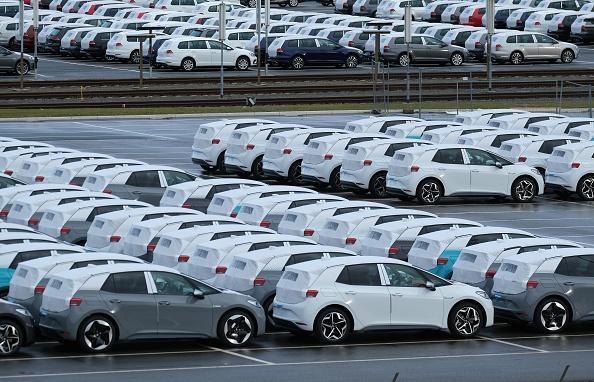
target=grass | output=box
[0,100,588,119]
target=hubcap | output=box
[132,53,139,63]
[373,175,386,196]
[292,163,302,183]
[515,180,534,200]
[320,312,347,340]
[562,51,573,62]
[83,320,113,351]
[511,53,522,64]
[399,55,409,66]
[454,306,481,335]
[452,54,462,65]
[421,182,440,203]
[540,302,566,331]
[0,324,20,354]
[580,178,594,199]
[346,55,357,68]
[293,57,304,69]
[238,58,249,70]
[224,314,252,345]
[183,60,193,70]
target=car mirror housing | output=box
[194,289,205,299]
[424,281,436,291]
[495,161,503,169]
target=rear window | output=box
[336,264,381,286]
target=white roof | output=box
[43,198,151,215]
[241,193,345,209]
[194,233,316,252]
[416,226,534,242]
[327,208,436,224]
[88,164,194,180]
[0,242,81,255]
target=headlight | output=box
[15,308,32,317]
[475,290,489,300]
[247,299,261,308]
[530,168,540,175]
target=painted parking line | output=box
[0,348,216,362]
[202,345,275,365]
[38,58,140,73]
[72,122,180,141]
[478,336,548,353]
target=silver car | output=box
[490,31,579,64]
[0,46,35,75]
[381,34,468,66]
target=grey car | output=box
[0,299,35,356]
[39,263,266,352]
[381,34,468,66]
[0,46,35,75]
[491,248,594,332]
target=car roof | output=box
[94,206,202,221]
[371,217,482,232]
[417,226,534,241]
[0,242,82,254]
[53,262,178,282]
[88,164,193,178]
[44,198,150,215]
[14,191,116,205]
[349,138,427,150]
[502,134,581,146]
[285,255,407,274]
[195,233,315,250]
[242,193,345,207]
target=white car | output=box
[191,118,275,173]
[360,217,483,260]
[225,123,310,179]
[457,129,539,149]
[46,159,146,186]
[211,28,256,49]
[0,184,86,220]
[421,126,498,145]
[317,208,437,253]
[301,133,389,191]
[344,116,424,133]
[106,31,164,64]
[386,144,545,204]
[527,118,594,135]
[272,256,494,343]
[262,128,346,185]
[487,112,565,130]
[277,200,392,242]
[377,0,429,19]
[452,109,528,125]
[340,138,432,197]
[386,121,464,140]
[524,9,567,33]
[496,135,583,175]
[567,124,594,141]
[13,152,113,184]
[153,0,203,12]
[0,148,79,176]
[545,141,594,200]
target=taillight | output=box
[34,286,46,294]
[518,157,527,162]
[89,41,95,45]
[383,45,390,50]
[572,163,580,168]
[216,266,227,274]
[324,154,333,160]
[254,45,258,49]
[246,144,255,150]
[306,290,318,298]
[182,204,191,208]
[230,212,238,218]
[496,44,503,51]
[70,39,76,43]
[475,42,482,46]
[411,166,419,172]
[161,5,166,8]
[363,160,372,166]
[212,139,220,144]
[0,210,8,217]
[303,229,314,236]
[526,281,538,288]
[253,278,265,286]
[70,298,82,306]
[437,258,448,265]
[69,183,78,185]
[348,41,354,46]
[343,2,348,5]
[110,236,121,242]
[485,270,496,278]
[28,219,39,226]
[517,19,522,23]
[277,48,283,53]
[35,176,44,182]
[388,247,400,255]
[4,170,12,175]
[260,221,271,228]
[451,40,457,44]
[103,190,112,194]
[116,42,122,46]
[283,149,292,154]
[178,255,190,262]
[147,244,157,252]
[535,21,541,25]
[360,5,365,8]
[166,49,173,54]
[558,23,563,27]
[51,36,60,40]
[431,11,436,15]
[389,8,395,12]
[60,227,71,234]
[345,237,357,245]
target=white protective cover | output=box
[0,148,76,173]
[491,252,561,295]
[47,159,146,184]
[388,145,430,177]
[159,178,263,207]
[224,250,279,292]
[83,165,182,191]
[0,184,86,211]
[568,125,594,141]
[14,152,113,183]
[275,261,329,304]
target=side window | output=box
[205,184,241,201]
[284,252,324,268]
[335,264,381,286]
[211,231,248,240]
[424,36,443,46]
[228,33,238,40]
[411,36,423,44]
[189,40,207,49]
[432,149,464,164]
[287,39,298,47]
[101,272,148,294]
[151,271,195,295]
[466,233,505,246]
[507,233,534,239]
[376,215,408,224]
[506,35,517,43]
[248,241,285,251]
[556,255,594,277]
[70,260,109,269]
[383,263,427,287]
[126,171,161,187]
[288,199,318,208]
[299,39,316,47]
[538,140,567,154]
[9,250,52,269]
[385,143,414,157]
[163,171,194,186]
[466,148,499,166]
[86,205,124,222]
[346,137,376,149]
[304,132,334,146]
[418,224,456,235]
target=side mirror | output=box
[441,43,447,47]
[193,289,205,299]
[334,45,341,49]
[424,281,436,291]
[495,161,503,169]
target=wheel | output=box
[329,167,343,192]
[369,172,388,198]
[450,52,463,66]
[180,57,195,71]
[77,316,116,353]
[561,49,574,64]
[14,61,29,75]
[8,37,18,51]
[534,298,570,333]
[288,160,304,185]
[447,302,483,338]
[248,0,256,6]
[129,50,140,64]
[313,307,351,344]
[509,51,523,65]
[262,296,275,330]
[398,53,409,67]
[288,0,298,6]
[251,155,267,180]
[345,53,359,68]
[416,178,443,205]
[291,55,305,69]
[577,175,594,201]
[511,177,537,203]
[236,56,250,71]
[216,151,228,175]
[217,310,255,347]
[0,319,23,357]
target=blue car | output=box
[267,36,363,69]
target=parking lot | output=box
[1,114,594,381]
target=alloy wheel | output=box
[450,52,463,66]
[291,55,305,69]
[419,181,442,204]
[82,319,113,351]
[513,179,535,201]
[453,306,481,336]
[578,176,594,200]
[0,322,21,356]
[345,54,358,68]
[561,49,574,63]
[539,301,567,332]
[320,311,348,341]
[222,314,253,345]
[398,54,409,67]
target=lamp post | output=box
[19,0,24,89]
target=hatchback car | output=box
[39,263,265,352]
[386,121,464,140]
[0,184,86,220]
[527,117,594,135]
[386,145,545,204]
[272,256,494,343]
[568,124,594,141]
[488,112,565,130]
[490,31,579,64]
[381,34,468,67]
[570,13,594,42]
[0,299,35,356]
[1,148,79,177]
[457,129,539,149]
[0,45,34,74]
[452,109,528,125]
[345,116,424,133]
[545,141,594,199]
[46,159,146,186]
[421,126,499,145]
[267,36,363,69]
[14,152,113,184]
[524,9,567,33]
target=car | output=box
[46,158,147,186]
[456,129,539,149]
[527,117,594,135]
[211,28,256,50]
[420,126,498,144]
[159,178,264,212]
[80,28,124,61]
[570,13,594,43]
[0,299,35,356]
[39,263,265,351]
[545,141,594,199]
[1,148,78,177]
[441,2,475,24]
[0,184,86,220]
[37,199,151,245]
[272,256,494,343]
[340,138,432,197]
[458,5,488,27]
[59,26,106,57]
[567,124,594,140]
[82,165,198,206]
[506,8,539,31]
[488,112,565,130]
[452,109,528,125]
[422,0,461,22]
[360,217,483,260]
[7,252,145,323]
[546,10,585,41]
[345,116,424,133]
[0,174,25,189]
[0,46,36,75]
[224,124,311,179]
[85,206,202,253]
[490,31,579,64]
[0,141,53,154]
[451,237,581,294]
[267,36,363,69]
[106,30,165,64]
[524,9,568,33]
[380,34,468,67]
[483,6,525,29]
[422,24,467,40]
[337,29,372,51]
[352,0,379,16]
[536,0,587,11]
[496,135,583,176]
[262,128,346,185]
[491,248,594,332]
[442,26,481,48]
[191,118,275,173]
[13,152,113,184]
[386,121,463,140]
[44,25,87,54]
[207,185,316,217]
[386,145,545,204]
[377,0,430,19]
[407,226,537,278]
[277,200,392,242]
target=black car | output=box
[80,29,120,61]
[267,36,363,69]
[0,299,35,356]
[507,9,537,30]
[548,13,580,41]
[44,26,86,54]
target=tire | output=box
[217,310,255,347]
[416,178,443,205]
[130,50,141,64]
[398,53,409,67]
[561,49,574,64]
[291,55,305,69]
[534,298,570,333]
[329,167,343,192]
[248,0,256,6]
[450,52,463,66]
[509,51,523,65]
[77,316,116,353]
[180,57,195,72]
[262,296,275,330]
[288,160,304,185]
[8,37,18,51]
[14,61,29,75]
[577,175,594,201]
[369,172,388,198]
[313,307,351,344]
[447,302,483,338]
[216,151,228,175]
[0,319,23,357]
[236,56,250,71]
[251,155,267,180]
[511,177,537,203]
[288,0,298,6]
[345,53,359,68]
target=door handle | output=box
[159,301,170,305]
[438,167,445,171]
[132,191,141,194]
[344,291,356,295]
[471,169,480,172]
[109,299,121,303]
[391,293,403,297]
[564,282,575,286]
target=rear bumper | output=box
[263,168,285,180]
[340,180,366,191]
[301,174,327,186]
[225,163,250,175]
[544,182,573,194]
[272,317,312,333]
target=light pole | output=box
[404,4,411,103]
[486,0,494,91]
[19,0,24,89]
[219,1,226,99]
[33,0,38,80]
[256,0,261,84]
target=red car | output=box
[459,6,486,27]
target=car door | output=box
[0,46,12,71]
[430,148,471,195]
[517,33,538,59]
[465,148,510,195]
[534,33,560,58]
[315,38,343,63]
[409,35,425,60]
[123,170,163,205]
[334,263,391,327]
[149,271,213,336]
[422,36,450,62]
[554,255,594,318]
[383,263,444,327]
[100,271,158,336]
[208,40,234,66]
